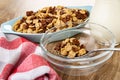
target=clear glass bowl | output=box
[40,22,116,76]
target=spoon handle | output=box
[91,48,120,52]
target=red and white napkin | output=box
[0,30,61,80]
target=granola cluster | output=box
[13,6,89,33]
[54,38,87,58]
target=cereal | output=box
[70,38,80,46]
[61,48,68,56]
[13,6,89,33]
[65,43,72,51]
[68,50,76,58]
[26,19,32,24]
[78,49,86,56]
[20,23,27,29]
[54,38,87,58]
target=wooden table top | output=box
[0,0,120,80]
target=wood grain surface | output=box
[0,0,120,80]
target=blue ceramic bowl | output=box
[1,6,92,42]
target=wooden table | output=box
[0,0,120,80]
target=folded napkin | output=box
[0,30,61,80]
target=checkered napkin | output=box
[0,30,61,80]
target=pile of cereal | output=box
[54,38,87,58]
[13,6,89,33]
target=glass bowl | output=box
[40,22,116,76]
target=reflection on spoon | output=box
[87,48,120,54]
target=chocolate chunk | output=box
[72,38,80,46]
[61,15,71,23]
[21,17,26,22]
[48,7,56,14]
[80,44,85,49]
[72,46,79,52]
[26,11,34,16]
[75,11,88,19]
[66,15,71,21]
[54,42,62,51]
[60,10,66,15]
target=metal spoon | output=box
[73,48,120,58]
[87,48,120,54]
